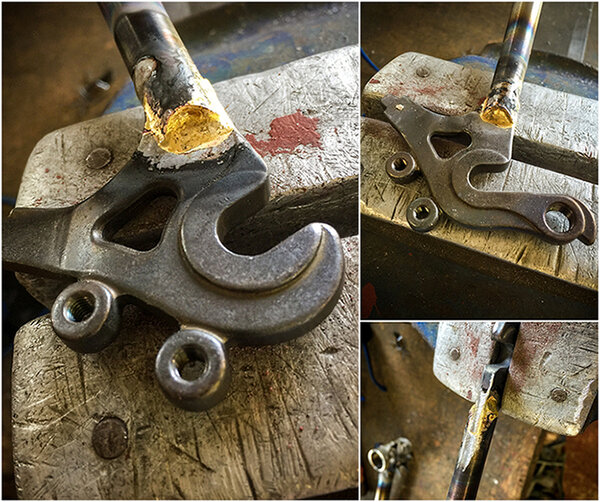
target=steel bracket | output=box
[3,131,345,410]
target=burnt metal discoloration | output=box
[105,4,233,153]
[92,416,128,459]
[447,322,519,500]
[480,2,543,127]
[481,81,520,128]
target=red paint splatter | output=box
[417,85,445,96]
[361,282,378,319]
[44,168,49,173]
[245,110,321,157]
[468,331,480,358]
[369,78,380,84]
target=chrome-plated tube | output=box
[480,2,543,127]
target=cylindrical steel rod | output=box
[446,370,501,500]
[99,2,234,153]
[374,470,393,500]
[447,323,519,500]
[480,2,543,128]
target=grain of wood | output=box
[11,47,359,499]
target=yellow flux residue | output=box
[480,100,514,128]
[141,70,234,155]
[471,394,499,437]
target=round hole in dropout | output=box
[172,345,208,381]
[64,293,96,323]
[392,157,408,172]
[545,204,573,234]
[414,205,430,220]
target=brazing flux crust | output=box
[382,95,597,245]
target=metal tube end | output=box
[480,82,519,128]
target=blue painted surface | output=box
[412,322,439,348]
[452,55,598,100]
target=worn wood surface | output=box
[361,115,598,294]
[434,322,598,436]
[361,323,541,500]
[11,47,359,499]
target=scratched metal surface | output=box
[361,323,540,500]
[11,47,359,499]
[363,52,598,184]
[360,55,599,291]
[433,322,598,436]
[361,116,598,295]
[360,58,599,298]
[16,48,358,210]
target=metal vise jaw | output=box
[3,130,345,411]
[433,322,598,436]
